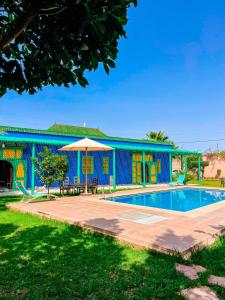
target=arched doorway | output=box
[0,160,13,190]
[142,163,149,183]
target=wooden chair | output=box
[64,177,70,186]
[88,177,99,194]
[74,176,80,185]
[6,180,12,189]
[60,177,73,195]
[74,176,85,194]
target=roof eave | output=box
[0,135,201,154]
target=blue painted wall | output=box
[5,130,172,187]
[154,152,170,183]
[24,144,78,188]
[23,143,170,188]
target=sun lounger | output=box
[170,174,185,186]
[16,181,57,202]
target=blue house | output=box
[0,124,200,191]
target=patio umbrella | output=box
[59,138,113,194]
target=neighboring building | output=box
[0,124,199,190]
[173,158,182,172]
[202,155,225,179]
[173,155,225,179]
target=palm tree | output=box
[146,130,179,149]
[146,130,169,142]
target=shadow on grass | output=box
[0,195,21,211]
[1,196,213,299]
[0,220,191,299]
[189,235,225,299]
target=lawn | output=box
[190,179,221,187]
[0,196,225,299]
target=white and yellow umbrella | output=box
[59,138,113,193]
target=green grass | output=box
[190,179,221,187]
[0,196,225,299]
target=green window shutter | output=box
[103,157,109,174]
[82,156,94,174]
[157,159,161,173]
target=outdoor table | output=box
[87,184,98,194]
[74,184,85,194]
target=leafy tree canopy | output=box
[187,155,209,178]
[0,0,136,96]
[33,146,68,193]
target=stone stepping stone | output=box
[180,286,219,300]
[208,275,225,288]
[176,263,206,280]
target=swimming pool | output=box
[108,188,225,212]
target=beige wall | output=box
[173,158,181,171]
[202,156,225,178]
[173,156,225,178]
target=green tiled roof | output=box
[48,123,107,137]
[0,124,172,146]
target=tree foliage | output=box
[206,150,225,160]
[187,155,209,178]
[0,0,136,96]
[33,147,68,193]
[146,130,169,142]
[146,130,179,149]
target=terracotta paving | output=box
[175,264,206,280]
[208,275,225,288]
[180,286,219,300]
[7,186,225,257]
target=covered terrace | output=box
[0,133,201,194]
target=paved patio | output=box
[8,186,225,257]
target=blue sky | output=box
[1,0,225,151]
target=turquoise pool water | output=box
[108,188,225,212]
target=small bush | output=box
[184,172,194,185]
[215,169,221,179]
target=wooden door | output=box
[149,162,157,183]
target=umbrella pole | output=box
[85,147,88,194]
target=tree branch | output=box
[0,6,67,51]
[0,12,36,51]
[38,6,67,16]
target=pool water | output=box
[108,188,225,212]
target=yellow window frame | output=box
[82,156,94,174]
[103,157,109,174]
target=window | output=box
[3,149,15,159]
[16,163,25,177]
[2,148,23,159]
[16,150,22,159]
[145,154,153,162]
[82,156,93,174]
[103,157,109,174]
[132,153,142,183]
[132,153,142,161]
[157,159,161,173]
